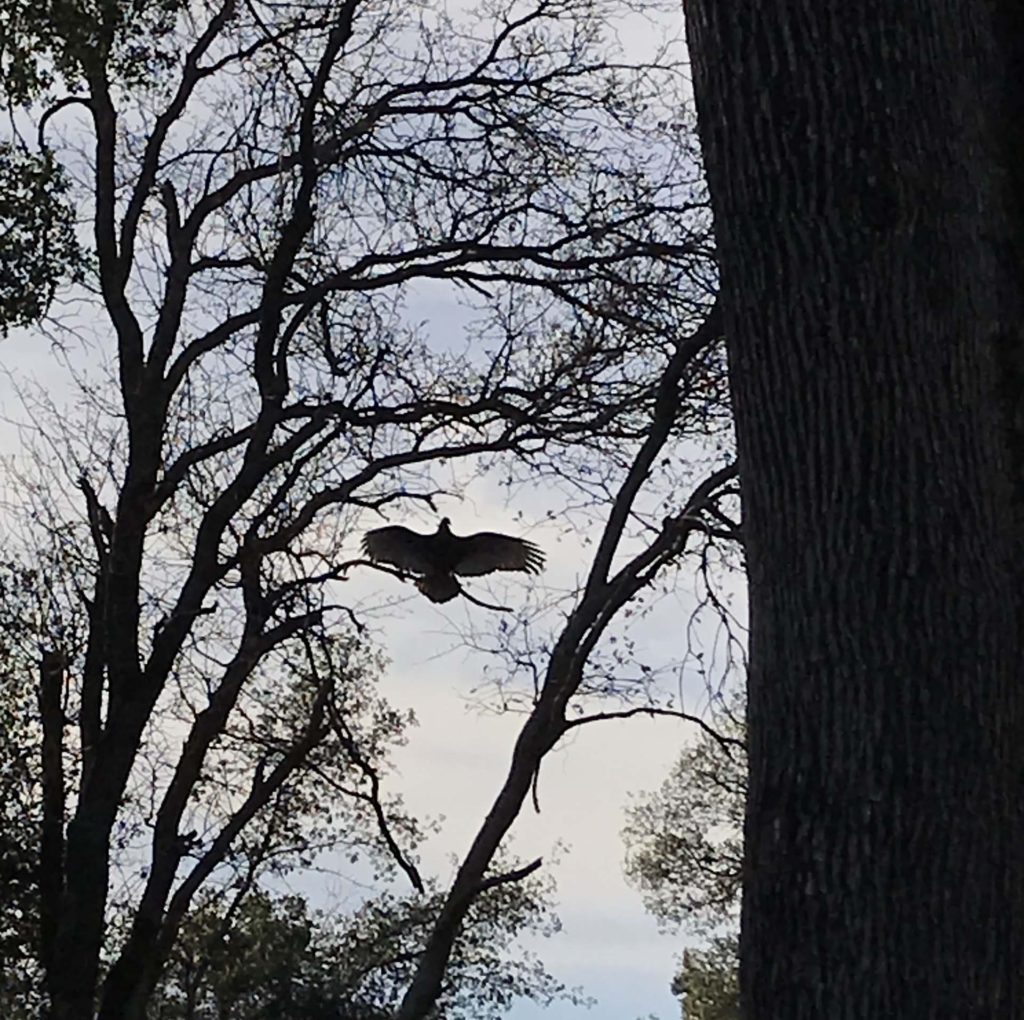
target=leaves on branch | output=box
[0,144,83,333]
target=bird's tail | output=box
[416,574,463,603]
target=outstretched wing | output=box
[451,531,544,577]
[362,525,436,574]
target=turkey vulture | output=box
[361,517,544,603]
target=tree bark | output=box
[989,1,1024,556]
[683,2,1024,1016]
[39,650,66,984]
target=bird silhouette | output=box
[362,517,544,602]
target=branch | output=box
[38,649,66,979]
[255,434,524,557]
[554,462,742,691]
[394,709,563,1020]
[77,571,107,780]
[149,610,319,878]
[585,301,722,600]
[338,558,513,611]
[335,557,410,582]
[326,692,424,894]
[89,80,145,391]
[119,0,238,275]
[563,706,745,756]
[152,681,332,965]
[37,95,91,148]
[251,0,360,401]
[154,424,257,503]
[460,589,513,613]
[474,857,543,896]
[78,475,113,562]
[99,610,320,1020]
[166,228,702,401]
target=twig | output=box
[37,95,92,148]
[324,685,424,893]
[335,557,407,579]
[338,558,513,611]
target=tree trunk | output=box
[683,2,1024,1016]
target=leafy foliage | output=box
[0,145,83,333]
[0,0,184,99]
[150,876,573,1020]
[0,562,80,1018]
[672,938,738,1020]
[623,703,744,1019]
[0,570,44,1016]
[151,891,329,1020]
[623,708,744,934]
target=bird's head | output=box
[437,516,452,535]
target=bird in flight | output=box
[362,517,544,603]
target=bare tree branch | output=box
[325,691,424,894]
[121,0,240,291]
[585,300,722,600]
[564,706,745,756]
[475,858,543,895]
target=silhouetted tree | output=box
[1,1,735,1019]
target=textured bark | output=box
[683,2,1024,1017]
[990,1,1024,559]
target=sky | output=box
[0,4,747,1018]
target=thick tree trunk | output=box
[683,2,1024,1017]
